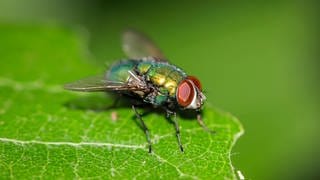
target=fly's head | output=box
[176,76,206,111]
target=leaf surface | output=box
[0,24,244,179]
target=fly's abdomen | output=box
[106,60,137,83]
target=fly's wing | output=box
[122,29,167,62]
[64,75,146,92]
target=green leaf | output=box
[0,24,244,179]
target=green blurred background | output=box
[0,0,319,179]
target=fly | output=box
[64,29,214,153]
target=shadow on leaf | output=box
[63,93,200,121]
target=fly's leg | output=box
[197,111,215,134]
[132,105,152,153]
[166,110,184,152]
[105,95,121,110]
[111,96,120,108]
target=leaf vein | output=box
[0,138,144,149]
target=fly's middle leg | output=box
[166,110,184,152]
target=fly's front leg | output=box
[132,105,152,153]
[197,110,215,134]
[166,110,184,152]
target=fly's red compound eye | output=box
[177,79,195,107]
[187,76,202,90]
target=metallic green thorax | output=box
[107,60,187,105]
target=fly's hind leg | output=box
[105,95,121,110]
[132,105,152,153]
[166,110,184,152]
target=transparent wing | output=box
[122,28,167,61]
[64,75,145,92]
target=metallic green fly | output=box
[64,29,214,153]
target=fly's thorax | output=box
[137,61,186,97]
